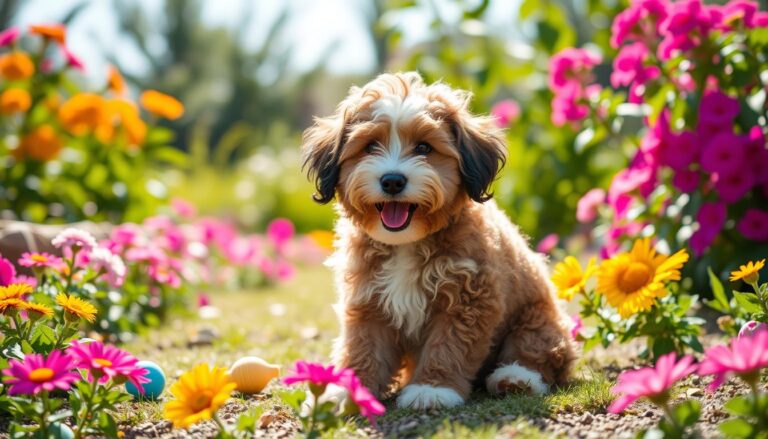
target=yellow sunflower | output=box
[21,302,54,319]
[0,297,25,315]
[729,259,765,285]
[55,294,97,323]
[551,256,597,300]
[0,283,33,300]
[596,239,689,318]
[163,364,236,429]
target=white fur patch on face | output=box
[396,384,464,409]
[486,362,549,395]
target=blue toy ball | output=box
[126,360,166,400]
[37,423,74,439]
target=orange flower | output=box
[58,93,108,136]
[18,125,63,161]
[107,65,126,96]
[140,90,184,120]
[0,52,35,80]
[29,24,66,45]
[0,88,31,113]
[107,99,147,146]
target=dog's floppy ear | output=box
[452,112,508,203]
[301,107,350,204]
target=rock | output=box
[581,412,594,424]
[187,326,220,347]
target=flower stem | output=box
[74,377,100,439]
[39,390,50,434]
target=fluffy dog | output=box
[302,72,576,409]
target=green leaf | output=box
[719,418,754,438]
[733,291,763,314]
[708,267,730,312]
[671,400,700,427]
[724,396,754,416]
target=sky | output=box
[13,0,521,83]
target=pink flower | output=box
[109,223,143,249]
[719,0,759,30]
[576,188,606,223]
[755,11,768,27]
[171,197,197,218]
[52,228,97,254]
[337,369,385,425]
[84,246,126,287]
[659,131,700,172]
[570,315,583,340]
[13,275,37,289]
[551,93,589,126]
[715,169,754,203]
[549,48,602,92]
[610,43,660,88]
[267,218,295,251]
[657,0,710,60]
[63,46,84,70]
[536,233,559,254]
[491,99,521,127]
[672,170,700,193]
[745,127,768,185]
[608,352,697,413]
[699,92,740,128]
[738,321,766,338]
[600,221,645,258]
[698,328,768,390]
[18,252,63,269]
[0,255,16,286]
[610,0,668,48]
[282,361,343,386]
[701,132,746,175]
[690,202,726,257]
[197,293,211,308]
[67,340,150,390]
[0,27,20,47]
[2,351,80,395]
[737,209,768,241]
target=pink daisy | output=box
[2,350,80,395]
[0,254,16,286]
[282,361,343,387]
[608,353,697,413]
[698,328,768,390]
[18,252,63,269]
[337,368,385,425]
[52,228,97,254]
[0,27,20,47]
[84,246,126,287]
[67,340,150,391]
[267,218,295,252]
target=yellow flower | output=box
[107,65,126,96]
[0,88,31,114]
[0,283,33,300]
[596,239,689,318]
[307,230,335,251]
[17,125,63,162]
[0,298,25,315]
[21,302,54,319]
[29,24,66,45]
[55,294,97,323]
[0,52,35,80]
[163,364,236,429]
[107,99,147,146]
[140,90,184,120]
[58,93,108,137]
[729,259,765,284]
[551,256,597,300]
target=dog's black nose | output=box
[380,173,407,195]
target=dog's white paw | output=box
[486,362,549,395]
[396,384,464,409]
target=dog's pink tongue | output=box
[381,202,409,229]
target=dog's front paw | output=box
[396,384,464,409]
[486,362,549,396]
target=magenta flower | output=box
[18,252,63,269]
[658,131,699,172]
[536,233,559,254]
[84,246,126,287]
[737,209,768,241]
[657,0,711,59]
[171,197,197,218]
[699,92,740,128]
[551,93,590,127]
[690,202,726,257]
[63,46,84,70]
[52,228,97,254]
[608,352,697,413]
[67,340,150,390]
[337,369,385,425]
[2,351,80,395]
[490,99,521,127]
[739,321,766,339]
[700,132,746,175]
[0,27,20,47]
[719,0,759,30]
[610,43,660,89]
[549,48,601,93]
[715,169,754,203]
[570,315,583,340]
[576,188,605,223]
[672,170,700,193]
[698,328,768,390]
[0,254,16,286]
[109,223,143,249]
[282,361,343,387]
[610,0,668,48]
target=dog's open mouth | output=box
[375,202,417,232]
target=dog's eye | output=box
[365,142,377,154]
[414,142,432,155]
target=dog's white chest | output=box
[370,245,428,337]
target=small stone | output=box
[258,412,277,428]
[581,412,594,424]
[686,388,704,397]
[300,326,319,340]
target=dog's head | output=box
[302,72,507,245]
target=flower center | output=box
[31,254,48,263]
[29,367,55,382]
[618,262,652,293]
[566,273,583,288]
[94,358,113,368]
[191,393,212,412]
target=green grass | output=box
[119,266,613,437]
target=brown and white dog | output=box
[301,72,576,409]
